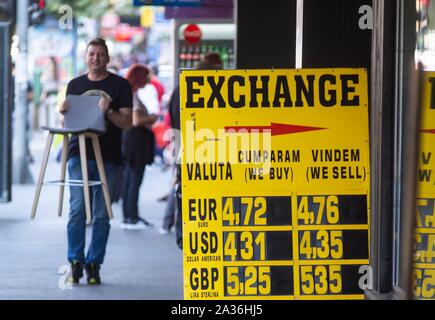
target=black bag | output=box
[123,127,155,170]
[143,127,155,166]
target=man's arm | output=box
[98,97,132,130]
[132,110,158,127]
[106,107,132,130]
[59,100,69,127]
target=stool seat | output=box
[31,130,113,224]
[40,126,105,135]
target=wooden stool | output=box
[31,127,113,224]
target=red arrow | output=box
[224,123,326,136]
[421,129,435,134]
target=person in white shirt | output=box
[137,82,160,115]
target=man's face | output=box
[86,45,109,73]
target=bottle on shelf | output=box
[208,44,214,54]
[192,45,200,63]
[200,44,207,60]
[220,45,229,69]
[179,45,187,69]
[228,47,234,68]
[185,45,193,69]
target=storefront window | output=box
[416,0,435,70]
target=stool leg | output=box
[90,134,113,219]
[31,132,54,219]
[57,134,69,217]
[78,134,92,224]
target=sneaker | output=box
[69,260,83,284]
[137,217,154,229]
[121,218,138,229]
[157,194,169,202]
[85,263,101,285]
[121,217,130,228]
[158,228,171,235]
[122,217,154,230]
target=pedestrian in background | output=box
[121,63,158,230]
[41,56,60,128]
[160,53,223,248]
[59,38,133,285]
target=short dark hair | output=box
[204,52,222,67]
[196,52,223,70]
[87,38,109,56]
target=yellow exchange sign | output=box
[180,68,370,300]
[415,72,435,300]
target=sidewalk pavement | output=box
[0,131,183,300]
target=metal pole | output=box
[13,0,33,184]
[394,0,418,300]
[369,0,395,297]
[0,21,12,202]
[295,0,303,68]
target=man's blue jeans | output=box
[67,155,118,265]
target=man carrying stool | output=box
[59,38,133,285]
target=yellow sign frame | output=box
[180,68,370,300]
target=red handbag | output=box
[152,119,172,149]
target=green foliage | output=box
[45,0,140,19]
[45,0,113,18]
[113,1,141,16]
